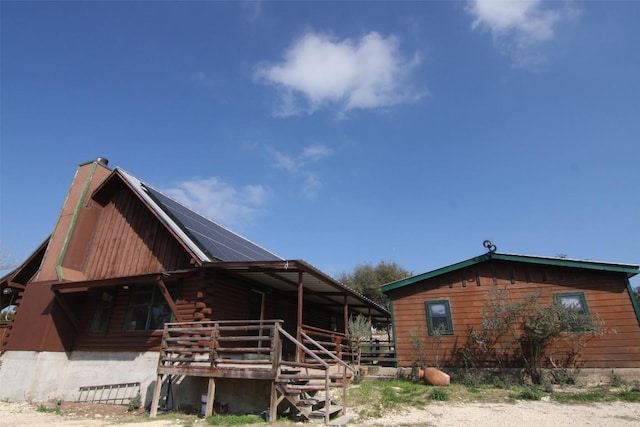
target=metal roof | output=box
[117,169,282,263]
[91,169,389,320]
[381,252,640,294]
[203,260,391,323]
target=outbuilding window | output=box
[123,283,179,331]
[554,292,590,316]
[554,291,592,331]
[424,300,454,335]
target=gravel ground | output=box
[1,399,639,426]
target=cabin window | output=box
[90,289,116,333]
[424,300,454,335]
[554,292,590,316]
[123,283,179,331]
[554,292,592,330]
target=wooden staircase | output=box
[150,320,356,425]
[275,367,347,422]
[274,328,356,424]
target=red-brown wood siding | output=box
[70,274,338,352]
[5,282,74,352]
[389,261,640,369]
[83,186,192,279]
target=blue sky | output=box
[1,1,639,288]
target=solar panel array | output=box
[143,184,282,262]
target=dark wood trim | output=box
[156,277,185,323]
[7,282,26,290]
[53,290,81,332]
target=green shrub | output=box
[618,390,640,402]
[127,393,142,411]
[428,388,450,401]
[36,403,61,415]
[512,387,544,401]
[206,414,264,425]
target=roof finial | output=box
[483,240,497,253]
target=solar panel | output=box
[142,184,282,262]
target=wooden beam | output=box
[205,378,216,417]
[7,281,26,290]
[343,296,348,336]
[156,277,185,323]
[52,290,81,332]
[149,374,164,417]
[297,271,303,363]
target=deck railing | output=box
[152,320,355,424]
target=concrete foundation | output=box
[0,351,158,404]
[0,350,273,415]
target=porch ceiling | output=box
[204,260,390,323]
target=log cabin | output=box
[381,247,640,379]
[0,158,390,423]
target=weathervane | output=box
[483,240,497,253]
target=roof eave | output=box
[381,252,639,294]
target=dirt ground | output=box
[1,399,639,427]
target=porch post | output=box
[149,374,164,417]
[343,296,348,334]
[296,271,303,363]
[206,378,216,417]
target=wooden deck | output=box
[150,320,357,424]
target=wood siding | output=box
[83,186,192,279]
[389,260,640,369]
[70,274,336,353]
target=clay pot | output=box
[422,367,450,386]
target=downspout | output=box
[55,161,99,281]
[626,278,640,325]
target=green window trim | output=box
[553,291,591,316]
[424,300,454,335]
[553,291,592,331]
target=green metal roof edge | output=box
[381,254,492,293]
[381,252,639,294]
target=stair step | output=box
[310,404,343,418]
[282,384,327,392]
[279,374,347,381]
[328,414,354,426]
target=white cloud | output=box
[255,31,422,116]
[164,177,267,229]
[467,0,575,66]
[268,144,332,198]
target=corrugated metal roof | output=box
[381,252,640,294]
[203,260,391,322]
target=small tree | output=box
[408,329,427,370]
[457,286,608,384]
[347,314,372,370]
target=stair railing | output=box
[300,331,355,417]
[276,326,332,424]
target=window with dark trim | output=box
[90,289,116,333]
[123,283,179,331]
[424,300,454,335]
[554,292,590,316]
[554,291,592,331]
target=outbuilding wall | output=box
[388,260,640,369]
